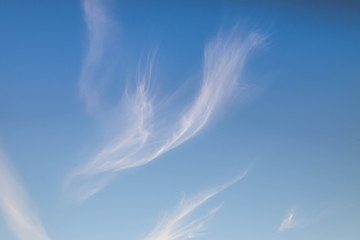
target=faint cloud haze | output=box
[63,0,263,204]
[79,0,115,112]
[0,147,51,240]
[144,171,247,240]
[278,207,297,232]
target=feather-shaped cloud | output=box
[64,0,263,203]
[145,172,247,240]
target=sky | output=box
[0,0,359,240]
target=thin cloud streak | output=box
[65,0,263,203]
[79,0,113,112]
[0,147,50,240]
[278,207,297,232]
[144,171,247,240]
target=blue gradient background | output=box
[0,1,359,239]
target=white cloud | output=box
[65,0,263,204]
[278,207,297,232]
[0,147,51,240]
[144,172,247,240]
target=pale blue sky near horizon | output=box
[0,1,359,240]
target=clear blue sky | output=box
[0,1,359,240]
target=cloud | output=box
[144,171,247,240]
[0,147,51,240]
[65,0,263,204]
[277,204,343,231]
[79,0,115,112]
[278,207,297,232]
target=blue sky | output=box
[0,1,359,240]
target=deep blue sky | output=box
[0,1,359,240]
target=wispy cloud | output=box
[79,0,115,112]
[144,171,247,240]
[278,204,343,232]
[278,207,297,232]
[0,146,51,240]
[64,0,263,203]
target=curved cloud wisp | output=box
[64,0,263,203]
[79,0,114,112]
[0,147,51,240]
[144,172,247,240]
